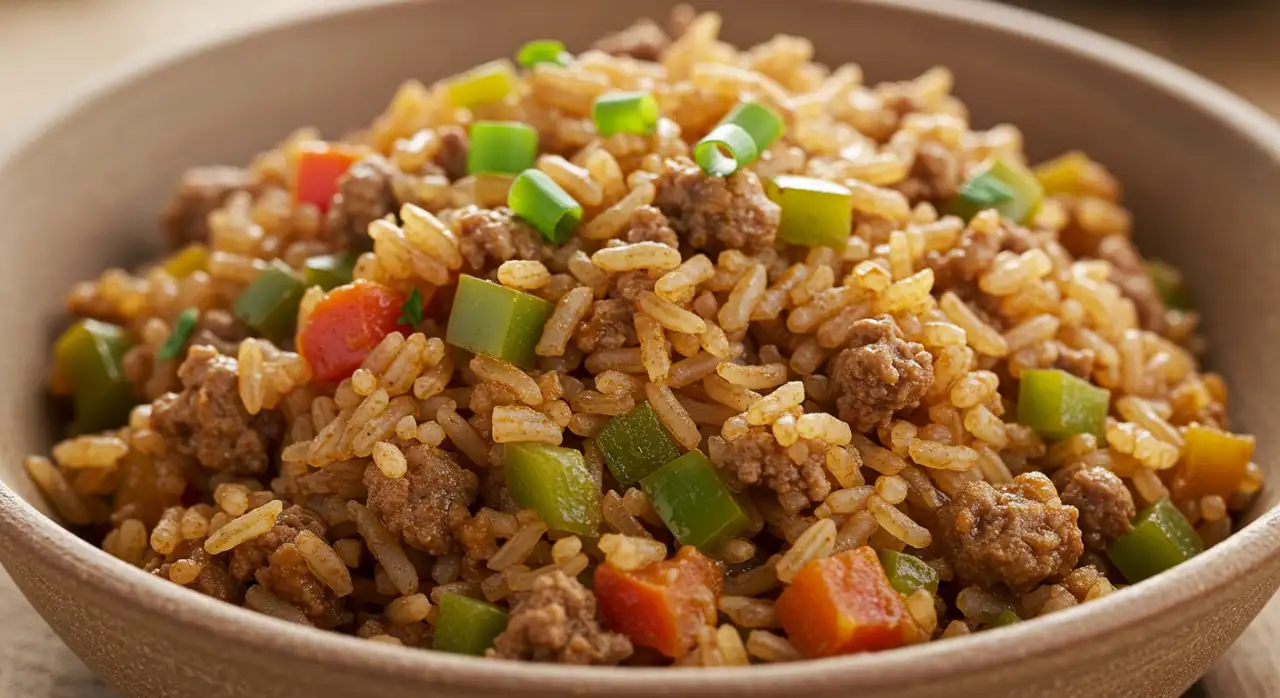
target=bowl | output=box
[1,0,1279,696]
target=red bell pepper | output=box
[293,142,362,213]
[298,280,406,382]
[594,546,722,659]
[774,546,916,658]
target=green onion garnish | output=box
[767,175,854,248]
[468,121,539,175]
[398,287,424,328]
[157,308,199,362]
[517,40,571,68]
[508,170,583,243]
[446,59,518,109]
[592,91,660,137]
[720,101,785,152]
[694,124,759,177]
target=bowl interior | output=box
[0,0,1278,684]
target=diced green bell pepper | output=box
[1107,499,1203,584]
[303,253,357,291]
[949,157,1044,225]
[877,550,939,596]
[54,320,136,435]
[504,443,601,536]
[989,609,1022,628]
[446,275,553,369]
[1143,260,1192,310]
[232,260,306,342]
[640,451,751,551]
[432,593,509,656]
[767,175,854,249]
[1017,368,1110,441]
[597,402,683,485]
[161,244,209,278]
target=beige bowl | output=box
[1,0,1278,696]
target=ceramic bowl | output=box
[1,1,1278,697]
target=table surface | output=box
[0,1,1276,696]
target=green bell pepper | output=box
[766,175,854,249]
[1017,369,1110,441]
[504,443,601,536]
[949,157,1044,225]
[54,320,136,435]
[232,260,306,342]
[1107,499,1203,584]
[597,402,684,486]
[640,451,751,551]
[446,275,553,369]
[432,593,509,656]
[1143,260,1192,310]
[877,550,939,596]
[989,609,1022,628]
[303,253,357,291]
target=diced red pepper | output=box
[298,280,406,382]
[594,546,722,659]
[294,142,362,213]
[774,546,916,658]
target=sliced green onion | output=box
[592,91,660,137]
[1016,368,1110,441]
[157,308,199,362]
[232,260,307,343]
[517,39,571,68]
[446,59,518,109]
[767,175,853,248]
[433,593,509,655]
[508,169,582,243]
[302,253,356,291]
[950,157,1044,224]
[467,121,539,175]
[1108,499,1203,584]
[446,275,554,368]
[720,101,785,152]
[694,124,758,177]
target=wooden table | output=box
[0,1,1276,696]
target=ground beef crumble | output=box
[364,445,478,555]
[160,166,260,249]
[624,205,679,248]
[325,153,401,250]
[454,206,545,272]
[1095,235,1166,333]
[150,345,283,476]
[488,571,633,665]
[190,308,250,356]
[896,141,962,203]
[256,542,347,628]
[591,17,670,62]
[150,541,243,604]
[573,299,638,354]
[721,426,831,505]
[655,159,780,254]
[830,315,934,431]
[1057,465,1136,550]
[937,472,1084,593]
[432,125,470,181]
[227,505,327,582]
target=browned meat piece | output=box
[655,160,780,254]
[925,218,1005,292]
[454,206,545,272]
[326,153,400,249]
[364,445,478,554]
[256,542,346,628]
[609,271,657,303]
[721,426,831,505]
[1096,235,1166,333]
[1053,344,1096,380]
[592,18,670,62]
[480,467,520,513]
[227,505,327,581]
[190,308,250,355]
[1058,465,1135,550]
[830,315,934,431]
[150,345,283,476]
[624,206,679,248]
[937,472,1084,593]
[433,125,470,180]
[160,166,259,248]
[151,541,244,603]
[573,299,638,354]
[896,142,961,203]
[488,571,633,665]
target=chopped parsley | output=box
[398,288,424,327]
[157,308,199,361]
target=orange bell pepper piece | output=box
[293,142,362,213]
[298,280,406,383]
[774,546,915,658]
[594,546,722,659]
[1174,424,1255,500]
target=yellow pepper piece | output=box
[1175,424,1255,500]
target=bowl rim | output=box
[2,0,1280,693]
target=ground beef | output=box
[609,271,657,303]
[624,205,679,248]
[721,426,831,505]
[488,571,632,665]
[160,166,259,248]
[573,299,638,354]
[830,315,934,431]
[454,206,544,272]
[1053,344,1096,380]
[433,125,470,181]
[1095,235,1166,333]
[925,218,1005,292]
[655,160,780,254]
[591,18,670,62]
[479,468,519,513]
[326,153,400,250]
[1058,465,1135,550]
[256,542,346,628]
[363,445,478,554]
[150,345,284,476]
[152,542,243,604]
[189,308,250,355]
[227,505,327,581]
[937,472,1084,593]
[896,141,962,203]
